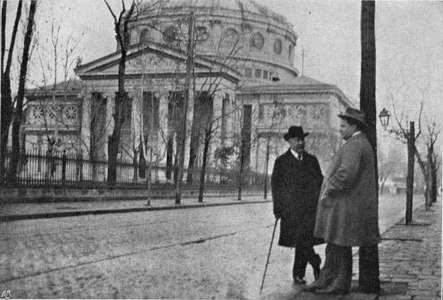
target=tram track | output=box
[0,223,274,284]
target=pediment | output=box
[75,42,241,82]
[84,51,189,76]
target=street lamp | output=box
[378,108,391,130]
[379,108,414,225]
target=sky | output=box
[5,0,443,144]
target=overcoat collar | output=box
[344,132,365,145]
[285,149,305,161]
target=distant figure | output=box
[271,126,323,285]
[305,108,380,295]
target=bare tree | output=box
[1,0,24,181]
[1,0,38,182]
[422,122,440,207]
[104,0,137,186]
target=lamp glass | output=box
[379,108,390,129]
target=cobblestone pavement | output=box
[375,199,441,300]
[292,199,441,300]
[0,195,439,299]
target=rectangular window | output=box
[258,104,264,122]
[244,68,253,78]
[221,94,230,142]
[90,92,107,158]
[255,68,262,78]
[241,105,252,169]
[114,92,132,128]
[143,91,160,135]
[168,91,184,132]
[263,70,269,79]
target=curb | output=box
[0,200,270,222]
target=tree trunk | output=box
[0,75,12,181]
[1,0,23,182]
[8,0,37,182]
[187,94,204,184]
[431,153,438,203]
[187,122,200,183]
[106,2,134,186]
[237,151,244,201]
[198,130,211,203]
[425,148,432,209]
[359,0,380,293]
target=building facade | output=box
[22,0,352,182]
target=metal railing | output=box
[1,148,268,191]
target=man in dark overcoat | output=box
[271,126,324,285]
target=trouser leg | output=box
[298,242,321,278]
[293,246,307,279]
[305,243,334,290]
[327,244,352,292]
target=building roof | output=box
[239,76,333,91]
[238,75,354,107]
[25,79,83,96]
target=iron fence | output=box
[0,148,268,190]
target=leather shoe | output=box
[304,282,326,292]
[315,286,349,295]
[293,276,306,285]
[313,265,320,281]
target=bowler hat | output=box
[284,126,309,141]
[338,108,367,126]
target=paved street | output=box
[0,194,436,299]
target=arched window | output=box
[221,28,239,47]
[274,38,282,54]
[139,29,149,43]
[163,25,178,43]
[196,26,209,42]
[251,32,264,50]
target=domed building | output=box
[23,0,352,183]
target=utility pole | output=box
[175,11,194,204]
[359,0,380,293]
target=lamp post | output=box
[379,108,414,225]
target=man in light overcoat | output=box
[305,108,380,295]
[271,126,324,285]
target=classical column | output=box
[157,91,169,182]
[210,91,223,165]
[103,91,115,144]
[184,88,194,165]
[220,92,233,147]
[80,93,92,154]
[128,89,141,156]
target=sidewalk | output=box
[0,195,269,222]
[293,200,441,300]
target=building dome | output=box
[131,0,299,82]
[143,0,291,25]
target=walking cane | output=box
[260,218,278,294]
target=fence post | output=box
[62,150,67,186]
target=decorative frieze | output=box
[28,104,80,126]
[258,103,329,129]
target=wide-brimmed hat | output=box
[284,126,309,141]
[338,108,367,126]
